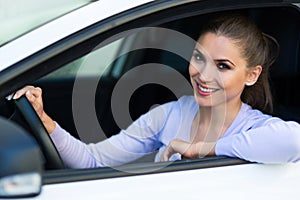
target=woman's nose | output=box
[198,64,215,82]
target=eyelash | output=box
[192,51,232,70]
[217,63,231,70]
[193,52,205,62]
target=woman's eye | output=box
[217,63,231,70]
[193,52,205,62]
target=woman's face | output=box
[189,32,252,108]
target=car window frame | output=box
[43,156,249,185]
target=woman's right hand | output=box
[7,85,56,134]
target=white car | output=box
[0,0,300,199]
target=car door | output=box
[1,0,300,199]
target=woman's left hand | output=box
[159,138,216,162]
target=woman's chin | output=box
[194,95,213,107]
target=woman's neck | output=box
[192,100,242,142]
[199,100,242,127]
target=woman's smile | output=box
[196,81,219,96]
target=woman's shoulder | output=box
[175,95,197,110]
[156,95,197,119]
[177,95,198,106]
[146,95,196,119]
[240,103,283,127]
[160,95,196,109]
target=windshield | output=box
[0,0,93,46]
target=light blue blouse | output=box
[50,96,300,168]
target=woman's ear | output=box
[245,65,262,86]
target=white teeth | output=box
[198,85,216,93]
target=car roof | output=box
[0,0,92,47]
[0,0,153,72]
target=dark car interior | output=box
[36,6,300,138]
[0,3,299,170]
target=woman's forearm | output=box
[40,111,56,134]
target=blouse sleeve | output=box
[215,120,300,163]
[50,102,173,168]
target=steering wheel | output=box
[13,96,65,170]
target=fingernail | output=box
[6,94,13,100]
[12,92,19,99]
[26,90,32,97]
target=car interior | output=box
[0,4,299,171]
[37,6,300,139]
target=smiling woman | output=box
[160,14,285,161]
[11,13,300,168]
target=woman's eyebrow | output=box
[216,59,236,67]
[193,48,204,54]
[194,48,236,67]
[193,48,207,58]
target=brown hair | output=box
[200,14,279,114]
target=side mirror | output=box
[0,117,43,198]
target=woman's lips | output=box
[196,82,218,96]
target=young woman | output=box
[11,14,300,168]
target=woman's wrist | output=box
[206,142,216,156]
[198,142,216,157]
[40,112,56,134]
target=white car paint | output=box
[0,0,90,45]
[0,0,153,72]
[18,162,300,200]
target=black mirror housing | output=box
[0,116,43,198]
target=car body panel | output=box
[19,162,300,200]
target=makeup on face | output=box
[189,33,250,107]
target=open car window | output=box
[35,25,196,146]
